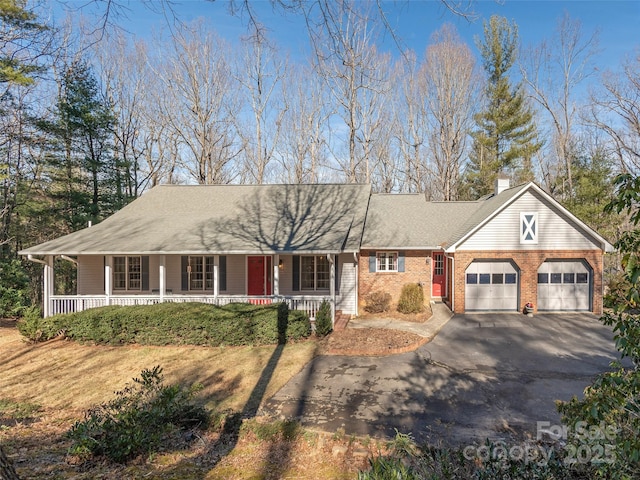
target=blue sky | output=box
[53,0,639,75]
[97,1,636,61]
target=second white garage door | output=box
[537,260,591,311]
[465,261,519,311]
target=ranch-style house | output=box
[20,179,613,323]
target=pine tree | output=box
[46,60,116,231]
[462,15,541,199]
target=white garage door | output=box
[465,261,519,311]
[537,260,591,311]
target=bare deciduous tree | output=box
[310,0,389,183]
[152,21,240,185]
[235,27,287,184]
[422,24,478,200]
[391,52,430,194]
[587,54,640,174]
[520,13,599,197]
[278,63,329,183]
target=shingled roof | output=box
[361,183,531,249]
[20,181,613,257]
[19,184,372,255]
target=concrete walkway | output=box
[347,301,454,339]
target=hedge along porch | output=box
[21,184,371,321]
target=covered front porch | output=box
[32,251,359,323]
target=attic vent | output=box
[520,212,538,244]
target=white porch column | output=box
[273,254,280,296]
[104,255,112,306]
[329,254,336,324]
[159,255,166,303]
[213,255,219,297]
[43,256,54,318]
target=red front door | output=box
[432,252,446,297]
[247,256,272,296]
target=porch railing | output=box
[49,294,330,321]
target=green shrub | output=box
[67,366,209,463]
[364,291,391,314]
[315,300,332,337]
[397,283,424,314]
[18,302,312,346]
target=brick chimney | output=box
[495,177,510,196]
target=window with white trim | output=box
[113,256,141,291]
[520,212,538,244]
[301,255,330,290]
[377,252,398,272]
[188,256,215,291]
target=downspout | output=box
[353,251,359,317]
[445,253,455,313]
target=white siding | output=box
[458,191,600,251]
[336,253,357,315]
[77,255,104,294]
[278,255,295,296]
[165,255,183,293]
[225,255,246,294]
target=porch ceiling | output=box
[19,184,371,256]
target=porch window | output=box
[377,252,398,272]
[113,256,142,291]
[301,255,330,290]
[188,256,215,291]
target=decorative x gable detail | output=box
[520,212,538,244]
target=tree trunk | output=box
[0,445,20,480]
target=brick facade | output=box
[358,250,434,311]
[451,250,604,315]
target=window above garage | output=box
[520,212,538,244]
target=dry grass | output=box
[0,321,382,479]
[0,320,316,414]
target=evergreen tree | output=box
[46,60,116,231]
[562,146,617,239]
[462,15,541,199]
[0,0,48,88]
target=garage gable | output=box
[456,189,602,252]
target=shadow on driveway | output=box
[261,313,624,445]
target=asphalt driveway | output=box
[260,313,624,445]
